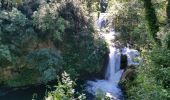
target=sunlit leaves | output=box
[46,72,86,100]
[33,1,65,41]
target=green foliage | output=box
[122,48,170,100]
[152,0,167,24]
[0,45,12,67]
[110,0,148,47]
[0,8,36,55]
[5,69,40,87]
[150,48,170,91]
[166,0,170,23]
[157,26,170,49]
[46,0,108,77]
[163,32,170,49]
[62,30,107,77]
[33,1,65,41]
[45,72,86,100]
[122,45,170,100]
[143,0,159,42]
[113,0,170,99]
[167,0,170,23]
[95,90,112,100]
[27,48,63,83]
[0,0,107,87]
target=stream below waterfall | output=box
[0,80,57,100]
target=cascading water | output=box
[86,46,124,99]
[86,13,140,99]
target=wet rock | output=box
[100,0,108,13]
[121,67,136,82]
[120,54,127,69]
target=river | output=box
[0,80,57,100]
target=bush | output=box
[27,48,63,83]
[123,48,170,100]
[47,0,108,77]
[5,69,40,87]
[0,0,108,87]
[33,1,65,41]
[0,45,12,67]
[157,26,170,49]
[0,8,36,55]
[45,72,86,100]
[62,30,107,77]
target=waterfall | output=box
[86,13,140,99]
[86,45,124,99]
[105,47,122,82]
[86,36,140,99]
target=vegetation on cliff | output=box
[108,0,170,99]
[0,0,107,87]
[0,0,170,100]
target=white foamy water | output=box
[121,47,140,66]
[86,46,124,99]
[97,13,107,29]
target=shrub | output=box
[123,48,170,100]
[45,72,86,100]
[4,69,40,87]
[0,8,36,55]
[33,0,65,41]
[27,48,63,83]
[0,45,12,67]
[157,26,170,49]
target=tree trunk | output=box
[1,0,5,9]
[167,0,170,24]
[143,0,159,43]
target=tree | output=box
[167,0,170,24]
[0,0,23,10]
[26,48,63,83]
[143,0,159,43]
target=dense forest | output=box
[0,0,170,100]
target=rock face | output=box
[120,51,138,83]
